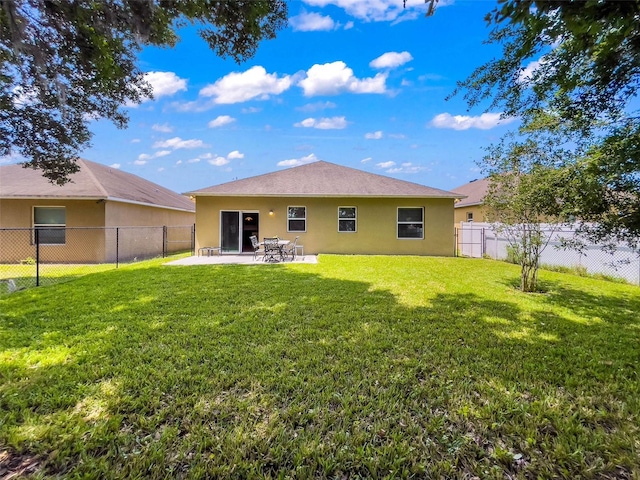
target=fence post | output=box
[35,228,40,286]
[192,223,196,255]
[162,226,167,258]
[454,228,458,257]
[116,227,119,268]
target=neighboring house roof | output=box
[187,161,464,199]
[0,159,195,212]
[451,178,489,208]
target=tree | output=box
[452,0,640,247]
[481,135,570,292]
[1,0,287,184]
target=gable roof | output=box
[0,159,195,212]
[187,161,463,199]
[451,178,489,208]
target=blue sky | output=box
[85,0,521,194]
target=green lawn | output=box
[1,255,638,478]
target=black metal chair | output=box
[283,236,300,261]
[263,237,281,262]
[249,235,264,261]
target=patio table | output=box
[261,239,290,262]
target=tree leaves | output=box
[0,0,287,184]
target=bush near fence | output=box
[0,225,194,292]
[456,222,640,285]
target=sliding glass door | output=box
[220,211,259,253]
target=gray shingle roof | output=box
[0,159,195,212]
[451,178,489,208]
[187,161,463,198]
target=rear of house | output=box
[187,161,463,257]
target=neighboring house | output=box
[0,159,195,263]
[452,178,489,224]
[185,161,464,256]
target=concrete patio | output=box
[165,254,318,266]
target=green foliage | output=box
[0,0,287,184]
[452,0,640,248]
[19,257,35,265]
[481,135,570,292]
[1,255,639,478]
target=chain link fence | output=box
[0,225,194,293]
[456,222,640,285]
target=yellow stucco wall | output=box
[195,196,455,256]
[0,199,107,263]
[454,205,486,225]
[0,199,194,263]
[104,201,194,262]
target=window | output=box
[338,207,356,232]
[397,207,423,239]
[33,206,66,244]
[287,206,306,232]
[467,212,474,222]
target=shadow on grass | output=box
[1,263,638,478]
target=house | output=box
[451,178,489,224]
[185,161,464,256]
[0,159,195,263]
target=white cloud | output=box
[176,160,183,165]
[200,66,292,104]
[386,162,429,174]
[227,150,244,160]
[277,153,319,167]
[519,59,545,83]
[208,115,236,128]
[370,51,413,70]
[429,112,516,131]
[208,156,230,167]
[376,161,396,168]
[297,101,337,112]
[205,150,245,167]
[365,130,383,139]
[298,61,387,96]
[301,0,451,22]
[152,123,173,133]
[109,163,121,169]
[187,158,201,163]
[388,133,407,139]
[242,106,262,114]
[153,136,208,150]
[133,160,147,166]
[137,150,172,161]
[143,71,187,100]
[361,157,372,163]
[290,12,337,31]
[158,167,165,172]
[130,138,141,143]
[294,116,348,129]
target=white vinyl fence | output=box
[457,222,640,285]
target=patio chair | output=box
[283,236,300,261]
[263,237,281,262]
[250,235,264,261]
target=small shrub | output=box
[505,245,522,265]
[20,257,36,265]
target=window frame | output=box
[466,212,474,222]
[287,206,307,233]
[33,206,66,245]
[397,206,424,240]
[338,206,357,233]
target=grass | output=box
[1,255,639,479]
[0,253,191,293]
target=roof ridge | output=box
[79,159,109,197]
